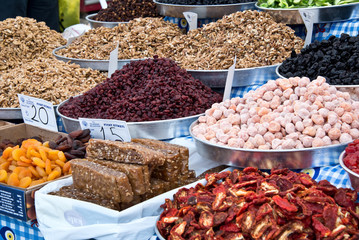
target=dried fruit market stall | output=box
[1,3,359,240]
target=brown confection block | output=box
[86,139,166,166]
[87,158,150,195]
[119,195,142,211]
[131,138,189,182]
[49,185,121,211]
[141,178,171,201]
[70,159,134,203]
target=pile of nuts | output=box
[57,18,183,60]
[168,11,304,70]
[95,0,159,22]
[192,76,359,149]
[59,57,222,122]
[57,11,303,70]
[0,17,66,74]
[0,58,107,108]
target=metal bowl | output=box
[154,0,256,18]
[255,2,359,25]
[53,46,142,71]
[56,97,203,140]
[187,64,279,88]
[85,13,128,28]
[155,215,166,240]
[0,106,59,120]
[339,151,359,191]
[0,108,23,120]
[275,63,285,79]
[190,120,348,169]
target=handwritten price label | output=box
[18,94,58,132]
[79,118,131,142]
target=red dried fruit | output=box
[272,195,298,213]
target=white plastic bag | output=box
[35,138,223,240]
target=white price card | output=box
[183,12,198,31]
[99,0,108,9]
[223,56,237,101]
[108,42,119,78]
[79,118,131,142]
[18,94,58,132]
[299,9,315,47]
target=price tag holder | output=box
[222,56,237,101]
[108,42,119,78]
[99,0,108,9]
[183,12,198,31]
[18,94,58,132]
[79,118,131,142]
[299,9,315,47]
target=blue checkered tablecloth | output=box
[0,215,43,240]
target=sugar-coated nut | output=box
[302,136,313,148]
[315,128,326,138]
[258,145,270,150]
[341,123,351,134]
[213,109,223,120]
[244,141,255,149]
[312,138,325,147]
[282,139,296,149]
[198,116,207,123]
[328,128,341,140]
[303,119,313,127]
[263,132,275,143]
[322,136,332,146]
[285,123,295,134]
[272,139,282,149]
[311,114,324,125]
[295,121,304,132]
[350,129,359,139]
[341,112,353,124]
[297,108,310,119]
[228,138,241,148]
[268,121,281,133]
[339,133,352,143]
[303,126,316,137]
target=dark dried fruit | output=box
[59,57,222,122]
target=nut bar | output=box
[141,178,171,201]
[86,158,150,195]
[49,185,121,211]
[86,139,166,166]
[70,159,134,203]
[132,139,189,182]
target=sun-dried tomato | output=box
[157,168,359,240]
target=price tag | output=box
[18,94,58,132]
[183,12,198,31]
[222,56,237,101]
[299,9,315,47]
[99,0,108,9]
[79,118,131,142]
[108,42,119,78]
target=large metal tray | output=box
[187,64,279,88]
[154,0,256,18]
[53,46,141,71]
[56,97,202,140]
[85,13,128,28]
[255,2,359,25]
[190,120,347,169]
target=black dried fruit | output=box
[157,0,253,5]
[279,33,359,85]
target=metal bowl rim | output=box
[155,215,166,240]
[275,63,285,78]
[190,119,349,153]
[154,0,255,8]
[255,1,359,10]
[85,13,129,25]
[53,46,145,63]
[187,63,280,73]
[56,96,204,125]
[339,150,359,178]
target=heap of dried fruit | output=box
[343,139,359,175]
[158,168,359,239]
[0,17,66,74]
[95,0,159,22]
[279,34,359,85]
[57,18,183,60]
[0,139,71,188]
[0,58,106,108]
[158,0,253,4]
[59,57,222,122]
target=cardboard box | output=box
[0,120,15,130]
[0,124,68,221]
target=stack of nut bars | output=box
[50,139,195,211]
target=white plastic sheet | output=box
[35,138,224,240]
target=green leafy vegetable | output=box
[258,0,359,8]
